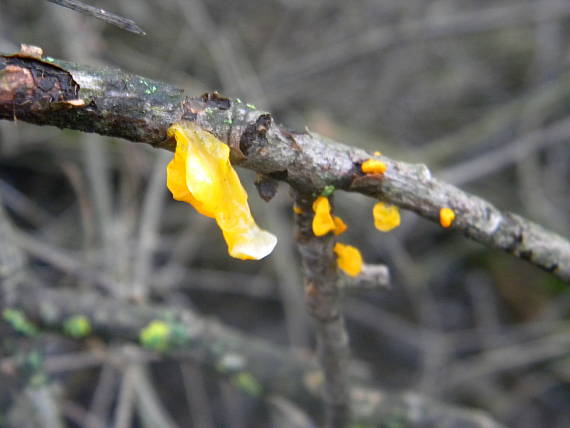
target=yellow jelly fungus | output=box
[373,151,382,156]
[293,204,304,215]
[373,202,401,232]
[333,243,363,277]
[440,207,455,228]
[333,216,347,235]
[361,159,387,174]
[166,121,277,260]
[312,196,336,236]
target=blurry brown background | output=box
[1,0,570,427]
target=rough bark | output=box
[294,192,351,428]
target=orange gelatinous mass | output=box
[439,207,456,228]
[332,216,347,235]
[166,121,277,260]
[333,243,363,277]
[293,204,304,215]
[312,196,336,236]
[361,159,387,174]
[373,202,400,232]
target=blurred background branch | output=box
[0,197,505,427]
[44,0,145,35]
[1,0,570,427]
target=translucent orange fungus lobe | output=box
[166,121,277,260]
[312,196,336,236]
[332,216,347,235]
[373,202,401,232]
[439,207,456,228]
[361,159,387,174]
[293,204,304,215]
[333,243,363,277]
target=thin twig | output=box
[113,366,137,428]
[260,1,570,95]
[44,0,146,35]
[132,151,169,300]
[444,329,570,390]
[343,264,390,290]
[88,364,120,427]
[61,400,106,428]
[22,386,66,428]
[180,363,216,428]
[440,117,570,186]
[132,364,180,428]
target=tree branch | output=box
[1,50,568,282]
[294,192,351,427]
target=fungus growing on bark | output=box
[334,243,363,277]
[362,159,387,174]
[311,196,347,236]
[440,207,456,228]
[312,196,336,236]
[166,121,277,260]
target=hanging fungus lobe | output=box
[332,216,347,235]
[166,121,277,260]
[373,202,401,232]
[361,159,387,174]
[439,207,456,228]
[333,243,363,277]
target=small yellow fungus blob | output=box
[166,121,277,260]
[439,207,456,228]
[361,159,387,174]
[333,216,347,235]
[293,204,304,215]
[312,196,336,236]
[373,151,382,156]
[333,243,363,277]
[373,202,401,231]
